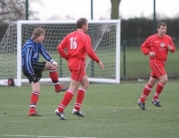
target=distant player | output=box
[22,28,68,116]
[54,18,104,120]
[137,22,176,110]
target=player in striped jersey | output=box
[22,28,68,116]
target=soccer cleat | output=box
[137,100,146,110]
[152,99,161,107]
[28,108,41,116]
[55,84,69,93]
[54,109,66,120]
[72,109,85,117]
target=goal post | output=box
[0,20,121,86]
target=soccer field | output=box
[0,80,179,138]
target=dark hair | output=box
[157,22,167,29]
[31,28,45,39]
[76,18,88,28]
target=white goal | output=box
[0,20,121,86]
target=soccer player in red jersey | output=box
[137,22,176,110]
[55,18,104,120]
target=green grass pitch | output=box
[0,80,179,138]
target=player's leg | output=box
[151,60,167,107]
[142,76,157,102]
[28,81,41,116]
[152,74,167,107]
[59,79,80,113]
[55,59,84,120]
[43,62,68,93]
[137,76,157,110]
[137,60,159,110]
[152,65,167,102]
[55,70,81,119]
[25,62,46,116]
[23,67,42,116]
[55,79,80,120]
[154,74,167,99]
[72,75,88,117]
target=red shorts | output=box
[150,59,166,79]
[68,58,86,81]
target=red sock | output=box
[74,88,85,111]
[49,68,61,89]
[58,90,74,113]
[140,84,153,103]
[153,82,165,100]
[30,91,39,108]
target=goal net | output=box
[0,20,121,86]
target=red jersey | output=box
[141,34,176,61]
[57,30,100,63]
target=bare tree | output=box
[0,0,42,24]
[0,0,42,41]
[0,0,25,24]
[110,0,121,19]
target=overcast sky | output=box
[30,0,179,20]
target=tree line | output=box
[121,17,179,40]
[1,17,179,42]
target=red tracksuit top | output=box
[141,34,176,61]
[57,30,100,63]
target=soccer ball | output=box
[8,78,14,86]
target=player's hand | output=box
[50,60,58,67]
[52,61,58,67]
[167,45,173,51]
[31,74,38,83]
[99,61,104,70]
[149,51,156,57]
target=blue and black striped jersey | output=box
[21,38,53,75]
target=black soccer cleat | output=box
[54,109,66,120]
[137,100,146,110]
[72,109,85,117]
[152,99,161,107]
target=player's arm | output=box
[98,61,104,70]
[140,36,155,57]
[140,38,151,55]
[40,44,58,66]
[57,38,68,60]
[87,46,104,70]
[40,44,53,61]
[168,37,176,53]
[85,36,100,62]
[85,36,104,70]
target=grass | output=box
[0,80,179,138]
[120,46,179,79]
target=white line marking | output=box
[3,135,96,138]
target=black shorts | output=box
[23,62,46,83]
